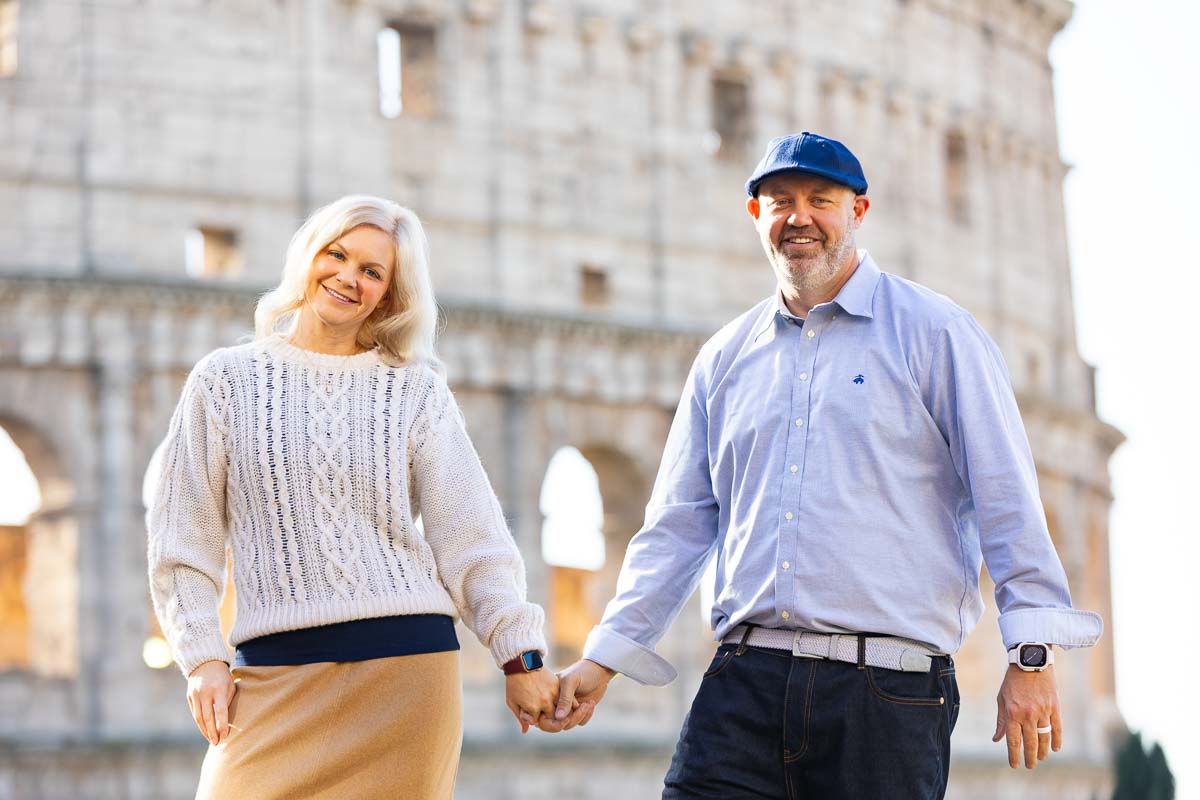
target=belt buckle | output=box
[791,630,826,660]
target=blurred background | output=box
[0,0,1189,797]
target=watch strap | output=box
[502,650,543,675]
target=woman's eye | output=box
[365,268,381,280]
[329,250,345,261]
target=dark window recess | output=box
[711,75,751,160]
[945,131,970,226]
[580,265,609,306]
[379,22,438,119]
[186,227,243,279]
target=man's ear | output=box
[746,196,761,220]
[853,195,870,225]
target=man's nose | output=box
[787,207,813,227]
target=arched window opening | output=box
[0,424,39,669]
[540,446,605,571]
[0,420,76,676]
[540,447,605,662]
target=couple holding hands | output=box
[149,133,1100,800]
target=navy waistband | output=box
[234,614,459,667]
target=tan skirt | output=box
[195,651,462,800]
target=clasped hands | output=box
[505,659,615,734]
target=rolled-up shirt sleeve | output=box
[583,357,720,685]
[926,314,1102,650]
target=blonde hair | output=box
[254,195,442,372]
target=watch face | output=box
[1019,644,1048,668]
[521,651,543,671]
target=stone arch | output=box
[541,443,649,664]
[0,414,78,677]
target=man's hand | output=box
[992,664,1062,769]
[525,659,615,733]
[505,668,560,734]
[186,660,236,746]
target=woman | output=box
[147,195,561,798]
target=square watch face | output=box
[521,651,540,671]
[1019,644,1048,668]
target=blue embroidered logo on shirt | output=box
[853,374,865,384]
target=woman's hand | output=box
[505,668,561,734]
[187,660,236,746]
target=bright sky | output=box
[0,2,1194,792]
[1052,0,1199,796]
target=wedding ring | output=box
[1036,725,1052,734]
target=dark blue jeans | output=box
[662,644,960,800]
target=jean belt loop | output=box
[856,634,867,671]
[826,634,840,660]
[735,624,755,656]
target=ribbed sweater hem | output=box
[228,593,462,648]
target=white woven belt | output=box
[721,626,945,673]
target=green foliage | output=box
[1112,731,1174,800]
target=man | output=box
[538,132,1102,799]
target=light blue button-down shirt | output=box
[583,252,1102,686]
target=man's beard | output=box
[772,214,857,291]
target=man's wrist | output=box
[585,658,618,680]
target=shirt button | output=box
[795,419,804,427]
[781,611,790,620]
[785,512,794,520]
[790,464,798,473]
[799,372,809,381]
[806,329,815,338]
[782,561,791,570]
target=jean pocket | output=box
[865,665,946,707]
[702,646,736,678]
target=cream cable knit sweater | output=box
[147,335,546,677]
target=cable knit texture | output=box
[147,335,546,677]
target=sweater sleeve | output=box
[408,371,548,667]
[146,356,233,677]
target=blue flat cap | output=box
[745,132,868,197]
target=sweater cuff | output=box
[175,632,233,678]
[488,609,549,669]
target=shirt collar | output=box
[753,249,881,341]
[830,250,880,320]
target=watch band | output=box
[502,650,544,675]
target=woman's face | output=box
[302,224,396,335]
